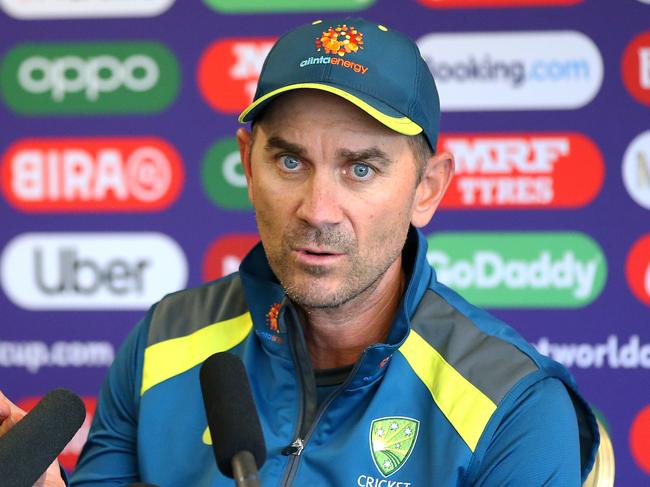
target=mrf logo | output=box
[197,37,275,113]
[439,132,603,209]
[370,417,418,476]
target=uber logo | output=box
[1,233,187,310]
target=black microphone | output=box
[0,388,86,487]
[200,352,266,487]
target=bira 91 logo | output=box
[427,232,606,308]
[417,0,581,6]
[439,132,604,209]
[1,138,184,212]
[622,31,650,106]
[0,232,187,310]
[197,38,275,113]
[203,0,375,12]
[626,234,650,306]
[0,42,179,114]
[17,396,96,471]
[203,234,259,282]
[417,31,602,111]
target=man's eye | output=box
[351,163,373,179]
[280,155,300,170]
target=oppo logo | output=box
[0,233,187,310]
[18,54,159,101]
[622,31,650,106]
[626,234,650,306]
[417,31,603,111]
[427,232,606,308]
[2,138,184,212]
[0,42,179,114]
[439,132,603,208]
[197,38,275,113]
[203,234,259,282]
[1,0,174,19]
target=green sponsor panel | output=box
[203,0,375,13]
[0,42,179,114]
[201,137,252,210]
[426,232,607,308]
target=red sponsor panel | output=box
[417,0,581,7]
[1,138,184,212]
[17,396,96,471]
[630,405,650,475]
[438,132,604,209]
[622,31,650,106]
[626,234,650,306]
[203,234,260,282]
[197,37,276,114]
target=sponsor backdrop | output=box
[0,0,648,482]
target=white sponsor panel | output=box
[0,233,187,310]
[536,335,650,369]
[0,0,174,19]
[417,31,603,111]
[0,340,115,373]
[622,130,650,210]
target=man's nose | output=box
[295,171,344,227]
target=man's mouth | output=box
[293,247,345,264]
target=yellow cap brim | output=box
[238,82,423,136]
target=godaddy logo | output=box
[1,42,179,114]
[427,232,606,308]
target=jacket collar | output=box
[238,226,434,382]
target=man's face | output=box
[238,90,438,309]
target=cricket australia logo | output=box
[370,417,419,477]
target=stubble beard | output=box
[261,220,406,310]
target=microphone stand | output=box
[231,450,261,487]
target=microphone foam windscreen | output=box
[200,352,266,478]
[0,388,86,487]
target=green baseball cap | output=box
[239,18,441,151]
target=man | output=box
[2,18,598,486]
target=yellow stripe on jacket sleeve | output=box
[399,330,497,452]
[141,312,253,395]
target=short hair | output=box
[407,133,434,184]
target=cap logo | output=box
[315,24,364,57]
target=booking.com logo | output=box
[417,31,603,111]
[428,56,591,88]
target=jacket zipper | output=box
[279,301,368,486]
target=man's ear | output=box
[236,127,255,204]
[411,151,454,228]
